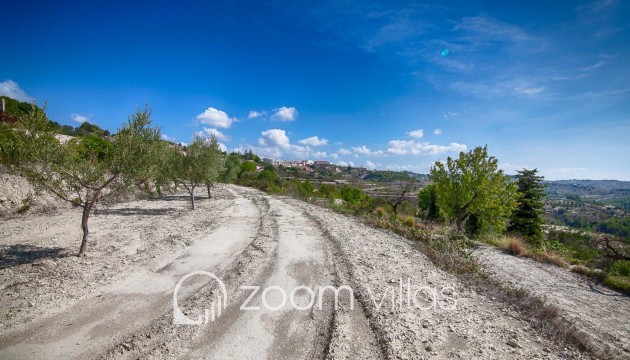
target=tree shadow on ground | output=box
[95,207,178,216]
[148,195,210,203]
[0,244,71,269]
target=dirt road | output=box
[473,246,630,358]
[0,185,625,359]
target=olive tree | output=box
[1,106,161,256]
[430,146,516,234]
[163,134,223,209]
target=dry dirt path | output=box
[287,197,584,359]
[0,185,605,359]
[0,188,261,359]
[473,245,630,359]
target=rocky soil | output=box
[0,184,624,359]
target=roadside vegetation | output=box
[1,96,628,292]
[1,96,627,357]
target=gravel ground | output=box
[0,184,617,359]
[473,245,630,359]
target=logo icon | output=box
[173,271,227,325]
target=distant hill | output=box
[363,170,428,182]
[545,180,630,202]
[1,96,110,137]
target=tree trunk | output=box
[190,185,196,210]
[78,191,101,257]
[207,184,212,199]
[454,209,470,233]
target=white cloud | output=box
[313,151,327,158]
[161,133,176,142]
[500,162,530,173]
[338,160,355,167]
[433,128,442,135]
[196,127,230,142]
[407,129,424,139]
[352,145,372,155]
[338,148,352,155]
[514,86,544,95]
[218,142,228,152]
[248,110,265,119]
[451,78,546,98]
[454,16,532,45]
[298,136,329,146]
[272,106,298,121]
[0,80,33,102]
[196,107,235,128]
[387,140,467,155]
[365,160,376,170]
[71,113,90,124]
[442,112,460,119]
[330,153,339,159]
[258,129,291,148]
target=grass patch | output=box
[502,236,527,256]
[602,275,630,294]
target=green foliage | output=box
[219,152,242,183]
[339,185,373,214]
[609,260,630,277]
[0,96,38,117]
[240,160,257,177]
[257,167,277,182]
[464,213,488,237]
[71,135,114,162]
[0,104,162,255]
[604,197,630,211]
[430,146,517,235]
[597,217,630,242]
[1,96,111,137]
[417,184,440,221]
[508,168,546,243]
[363,170,414,182]
[287,179,314,198]
[317,183,339,199]
[162,134,223,208]
[242,149,261,163]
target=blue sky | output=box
[1,0,629,180]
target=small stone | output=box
[425,345,432,352]
[543,347,551,353]
[507,339,519,348]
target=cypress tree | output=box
[508,168,546,243]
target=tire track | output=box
[0,190,262,360]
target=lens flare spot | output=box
[440,48,449,57]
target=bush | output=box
[402,215,416,227]
[375,207,387,218]
[504,236,526,256]
[609,260,630,277]
[602,275,630,294]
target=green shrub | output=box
[602,275,630,294]
[609,261,630,277]
[402,215,416,227]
